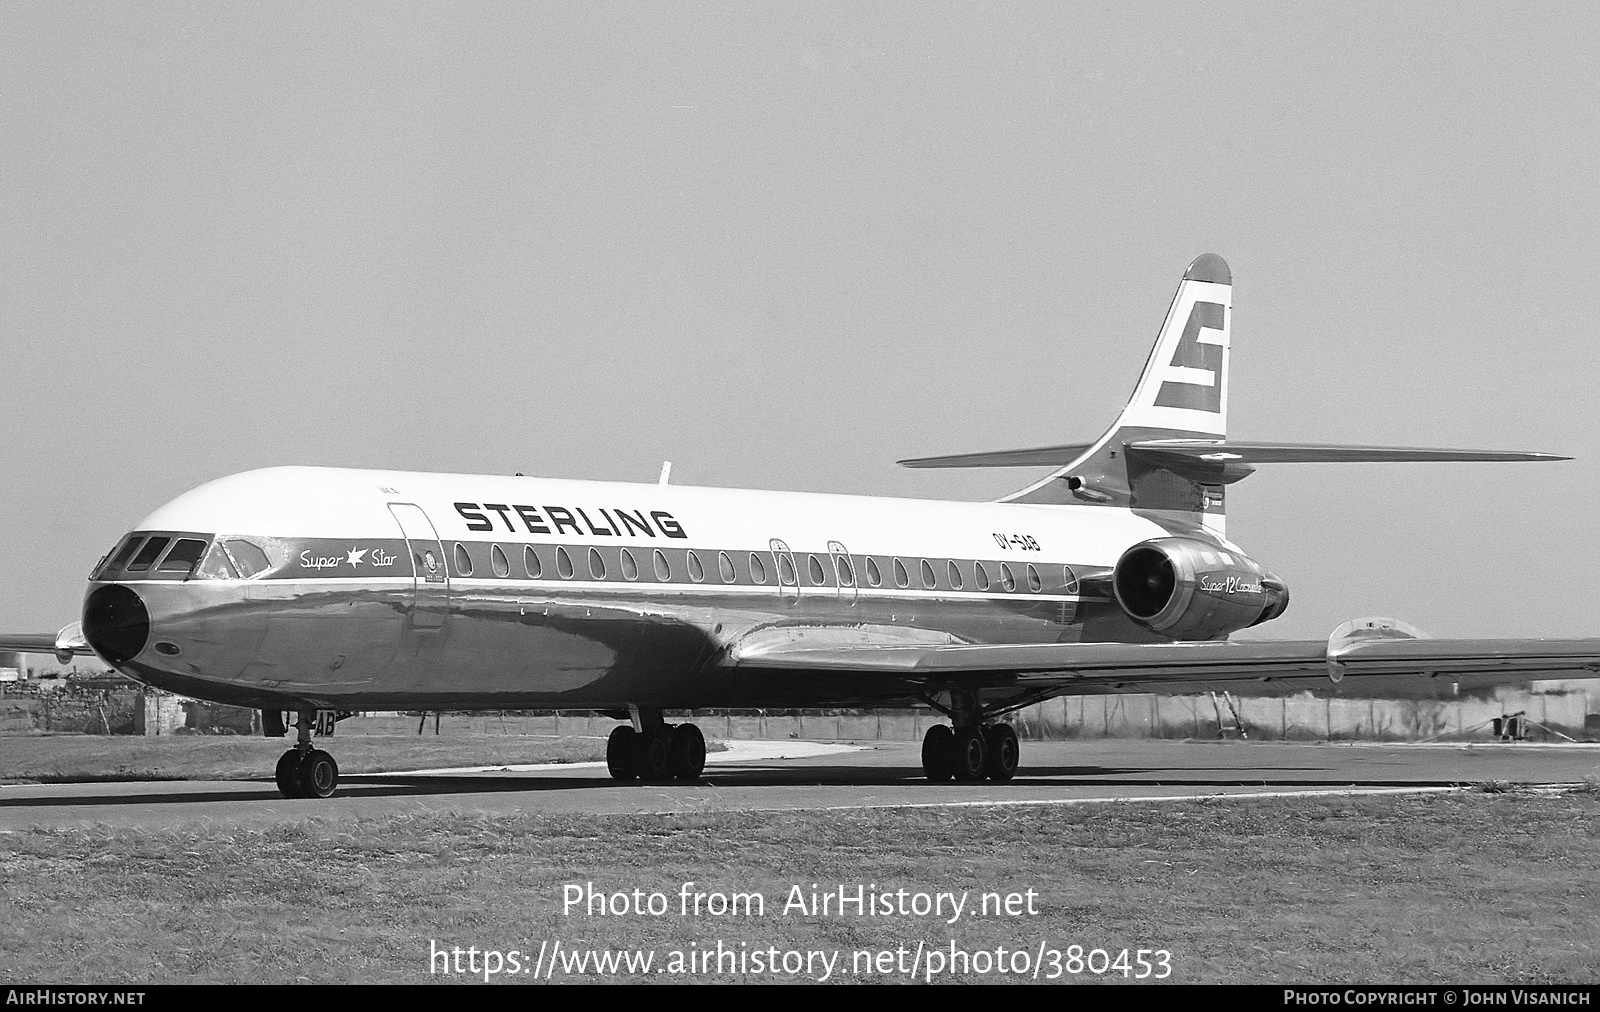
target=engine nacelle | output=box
[1112,537,1289,640]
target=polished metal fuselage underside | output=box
[103,557,1147,713]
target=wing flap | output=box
[0,624,93,662]
[725,627,1600,695]
[0,634,65,654]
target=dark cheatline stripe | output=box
[99,532,1093,599]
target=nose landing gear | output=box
[274,711,340,799]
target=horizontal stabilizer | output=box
[898,443,1095,469]
[899,439,1568,469]
[1125,440,1570,465]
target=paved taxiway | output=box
[3,739,1597,832]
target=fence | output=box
[5,683,1597,742]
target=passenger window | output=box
[687,550,705,582]
[453,543,473,577]
[556,546,575,579]
[777,553,797,586]
[621,548,639,581]
[807,555,826,585]
[865,557,882,587]
[974,561,990,591]
[920,558,937,590]
[835,555,855,587]
[491,545,510,578]
[1026,564,1042,593]
[195,541,238,580]
[718,552,736,583]
[749,553,767,584]
[653,549,672,581]
[158,538,208,574]
[1000,562,1016,592]
[893,558,909,589]
[588,547,607,580]
[223,539,270,578]
[524,545,543,578]
[1063,564,1078,594]
[946,560,963,590]
[127,537,171,572]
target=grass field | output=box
[0,733,617,784]
[1,789,1595,984]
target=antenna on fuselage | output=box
[658,461,672,485]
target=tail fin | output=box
[1002,253,1234,517]
[900,252,1565,525]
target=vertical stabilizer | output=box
[1004,254,1235,528]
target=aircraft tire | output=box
[606,726,640,781]
[921,725,955,782]
[669,723,706,780]
[295,749,339,799]
[274,749,303,799]
[983,724,1020,781]
[639,726,674,781]
[952,727,987,782]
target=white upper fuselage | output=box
[136,465,1176,568]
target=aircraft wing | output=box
[0,624,95,664]
[723,622,1600,698]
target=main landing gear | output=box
[921,723,1019,782]
[606,717,706,782]
[274,710,340,799]
[920,691,1022,782]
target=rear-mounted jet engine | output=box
[1112,537,1289,640]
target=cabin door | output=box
[387,503,450,630]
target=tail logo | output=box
[1153,301,1227,413]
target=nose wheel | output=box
[275,747,340,799]
[274,711,340,799]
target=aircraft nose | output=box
[82,584,151,663]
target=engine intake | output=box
[1113,537,1289,639]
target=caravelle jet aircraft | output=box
[6,254,1598,799]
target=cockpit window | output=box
[105,536,145,575]
[195,541,239,580]
[221,538,271,578]
[92,536,136,578]
[157,538,209,574]
[126,537,171,572]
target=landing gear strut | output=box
[274,710,340,799]
[920,691,1022,783]
[606,715,706,782]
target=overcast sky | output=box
[3,3,1597,642]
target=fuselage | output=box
[79,465,1247,712]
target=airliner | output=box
[5,254,1597,800]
